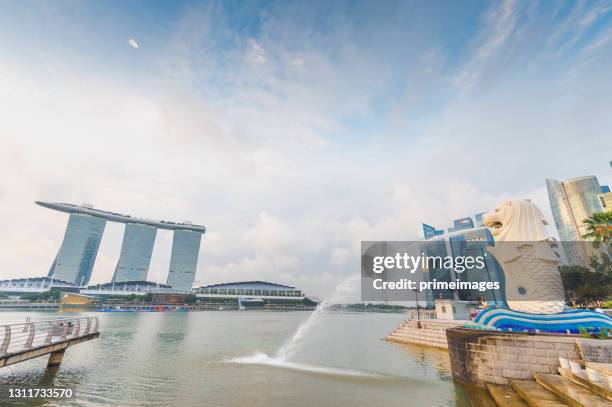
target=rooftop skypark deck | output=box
[35,201,206,232]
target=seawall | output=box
[447,327,612,387]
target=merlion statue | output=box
[472,199,612,333]
[482,199,565,314]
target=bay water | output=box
[0,311,469,406]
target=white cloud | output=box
[452,0,518,95]
[127,38,139,49]
[247,39,266,65]
[290,58,304,67]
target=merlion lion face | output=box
[482,201,512,239]
[482,199,549,242]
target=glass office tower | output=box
[166,230,202,291]
[47,213,106,285]
[474,213,485,227]
[447,217,474,233]
[448,229,505,304]
[546,176,604,266]
[421,215,505,305]
[112,223,157,283]
[422,223,444,240]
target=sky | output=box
[0,0,611,299]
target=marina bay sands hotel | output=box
[36,202,206,291]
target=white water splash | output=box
[275,274,359,361]
[226,274,370,378]
[229,352,383,378]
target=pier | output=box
[0,316,99,368]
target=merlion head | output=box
[483,199,550,241]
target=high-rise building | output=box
[546,176,605,266]
[474,213,485,227]
[600,185,612,212]
[599,192,612,212]
[47,213,107,285]
[422,223,444,240]
[447,217,474,233]
[112,223,157,283]
[421,215,505,305]
[38,202,205,288]
[166,230,203,291]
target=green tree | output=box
[589,251,612,274]
[582,211,612,249]
[560,264,612,308]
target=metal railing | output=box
[0,316,99,356]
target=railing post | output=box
[74,319,80,338]
[61,321,68,340]
[85,317,91,335]
[24,323,35,349]
[93,317,99,333]
[44,322,52,344]
[0,326,10,355]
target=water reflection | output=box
[389,342,453,381]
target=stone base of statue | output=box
[471,307,612,334]
[446,199,612,394]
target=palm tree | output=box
[582,211,612,249]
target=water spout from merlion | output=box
[276,274,360,361]
[228,274,369,378]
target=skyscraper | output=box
[422,223,444,240]
[48,213,107,285]
[38,201,206,288]
[546,176,605,266]
[112,223,157,282]
[166,230,203,291]
[447,217,474,233]
[421,215,505,305]
[599,192,612,212]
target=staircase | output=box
[473,358,612,407]
[385,319,465,349]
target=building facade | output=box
[599,191,612,212]
[0,277,78,294]
[47,213,106,286]
[422,215,506,306]
[546,176,606,266]
[81,280,171,296]
[38,201,205,288]
[112,223,157,283]
[195,281,306,305]
[166,230,203,291]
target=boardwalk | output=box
[0,316,99,368]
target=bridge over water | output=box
[0,316,99,368]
